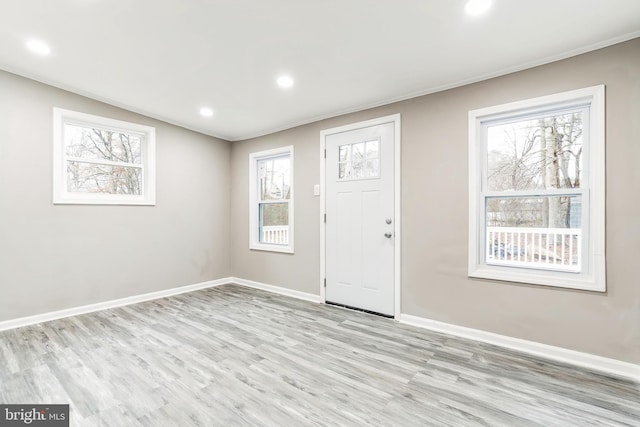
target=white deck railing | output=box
[487,226,581,272]
[262,226,289,245]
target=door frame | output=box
[319,113,401,319]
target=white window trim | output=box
[53,108,156,205]
[249,146,294,254]
[468,85,605,292]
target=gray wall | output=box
[230,128,323,294]
[1,39,637,365]
[230,38,640,364]
[0,71,232,322]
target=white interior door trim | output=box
[320,113,401,319]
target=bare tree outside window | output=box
[487,112,582,228]
[64,124,143,195]
[338,139,380,180]
[484,110,584,271]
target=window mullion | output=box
[258,199,290,205]
[483,188,584,198]
[65,156,143,169]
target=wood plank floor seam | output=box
[0,284,638,426]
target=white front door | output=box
[324,118,397,316]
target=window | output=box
[338,139,380,180]
[249,146,294,253]
[53,108,156,205]
[468,85,605,291]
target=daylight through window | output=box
[468,86,605,291]
[53,108,155,205]
[249,146,294,253]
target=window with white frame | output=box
[468,85,605,291]
[53,108,156,205]
[249,146,294,253]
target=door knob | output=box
[384,232,393,238]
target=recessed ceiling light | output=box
[26,39,51,55]
[277,75,294,89]
[465,0,492,15]
[199,107,214,117]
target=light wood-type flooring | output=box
[0,284,638,426]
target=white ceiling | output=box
[1,0,639,141]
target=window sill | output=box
[250,243,294,254]
[468,265,605,292]
[54,194,155,206]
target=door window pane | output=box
[366,140,379,158]
[338,138,381,181]
[339,162,350,180]
[339,145,350,162]
[352,142,365,160]
[366,159,380,177]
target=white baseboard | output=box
[0,278,231,332]
[399,314,640,382]
[2,277,635,383]
[229,277,322,304]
